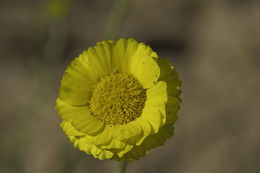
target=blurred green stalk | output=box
[32,0,69,123]
[104,0,130,40]
[117,161,128,173]
[42,20,68,69]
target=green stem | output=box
[117,161,128,173]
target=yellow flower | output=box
[55,38,181,161]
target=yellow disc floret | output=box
[89,73,146,125]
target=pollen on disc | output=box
[89,73,146,125]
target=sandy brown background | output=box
[1,0,260,172]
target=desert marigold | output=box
[55,38,181,161]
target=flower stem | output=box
[117,161,128,173]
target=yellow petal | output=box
[96,40,116,72]
[71,109,105,135]
[117,144,134,158]
[129,43,160,89]
[118,145,149,161]
[55,98,84,121]
[114,117,153,147]
[78,138,114,160]
[141,81,167,133]
[59,56,95,105]
[90,145,103,157]
[112,120,143,145]
[119,124,174,161]
[100,138,126,150]
[60,121,85,136]
[92,118,151,154]
[97,150,114,160]
[166,96,180,124]
[112,38,138,73]
[78,138,93,154]
[77,126,125,151]
[93,125,113,146]
[82,40,116,77]
[158,58,181,98]
[135,117,153,145]
[142,125,174,149]
[59,40,116,105]
[113,38,159,89]
[57,99,105,135]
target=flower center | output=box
[89,73,146,125]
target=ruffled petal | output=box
[113,38,159,89]
[79,126,124,150]
[72,125,128,155]
[58,56,96,105]
[141,81,167,133]
[158,58,181,98]
[112,119,143,144]
[82,40,116,78]
[118,124,174,161]
[56,98,73,121]
[55,98,82,121]
[166,96,180,124]
[92,125,114,146]
[135,117,153,146]
[78,139,101,156]
[97,150,114,160]
[100,138,126,151]
[116,144,134,158]
[59,41,116,105]
[56,98,105,135]
[112,38,138,73]
[78,137,114,160]
[129,43,160,89]
[60,121,85,137]
[141,124,174,151]
[71,111,105,136]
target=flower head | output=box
[55,38,181,161]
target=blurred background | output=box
[1,0,260,172]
